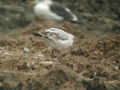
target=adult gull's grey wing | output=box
[50,2,78,22]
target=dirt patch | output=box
[0,20,119,90]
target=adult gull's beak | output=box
[30,1,37,6]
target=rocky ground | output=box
[0,0,120,90]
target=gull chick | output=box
[32,0,80,23]
[32,28,74,51]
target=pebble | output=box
[24,47,30,53]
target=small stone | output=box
[24,48,30,53]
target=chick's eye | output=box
[48,33,57,37]
[49,33,54,36]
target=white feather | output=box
[34,0,63,21]
[41,28,74,51]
